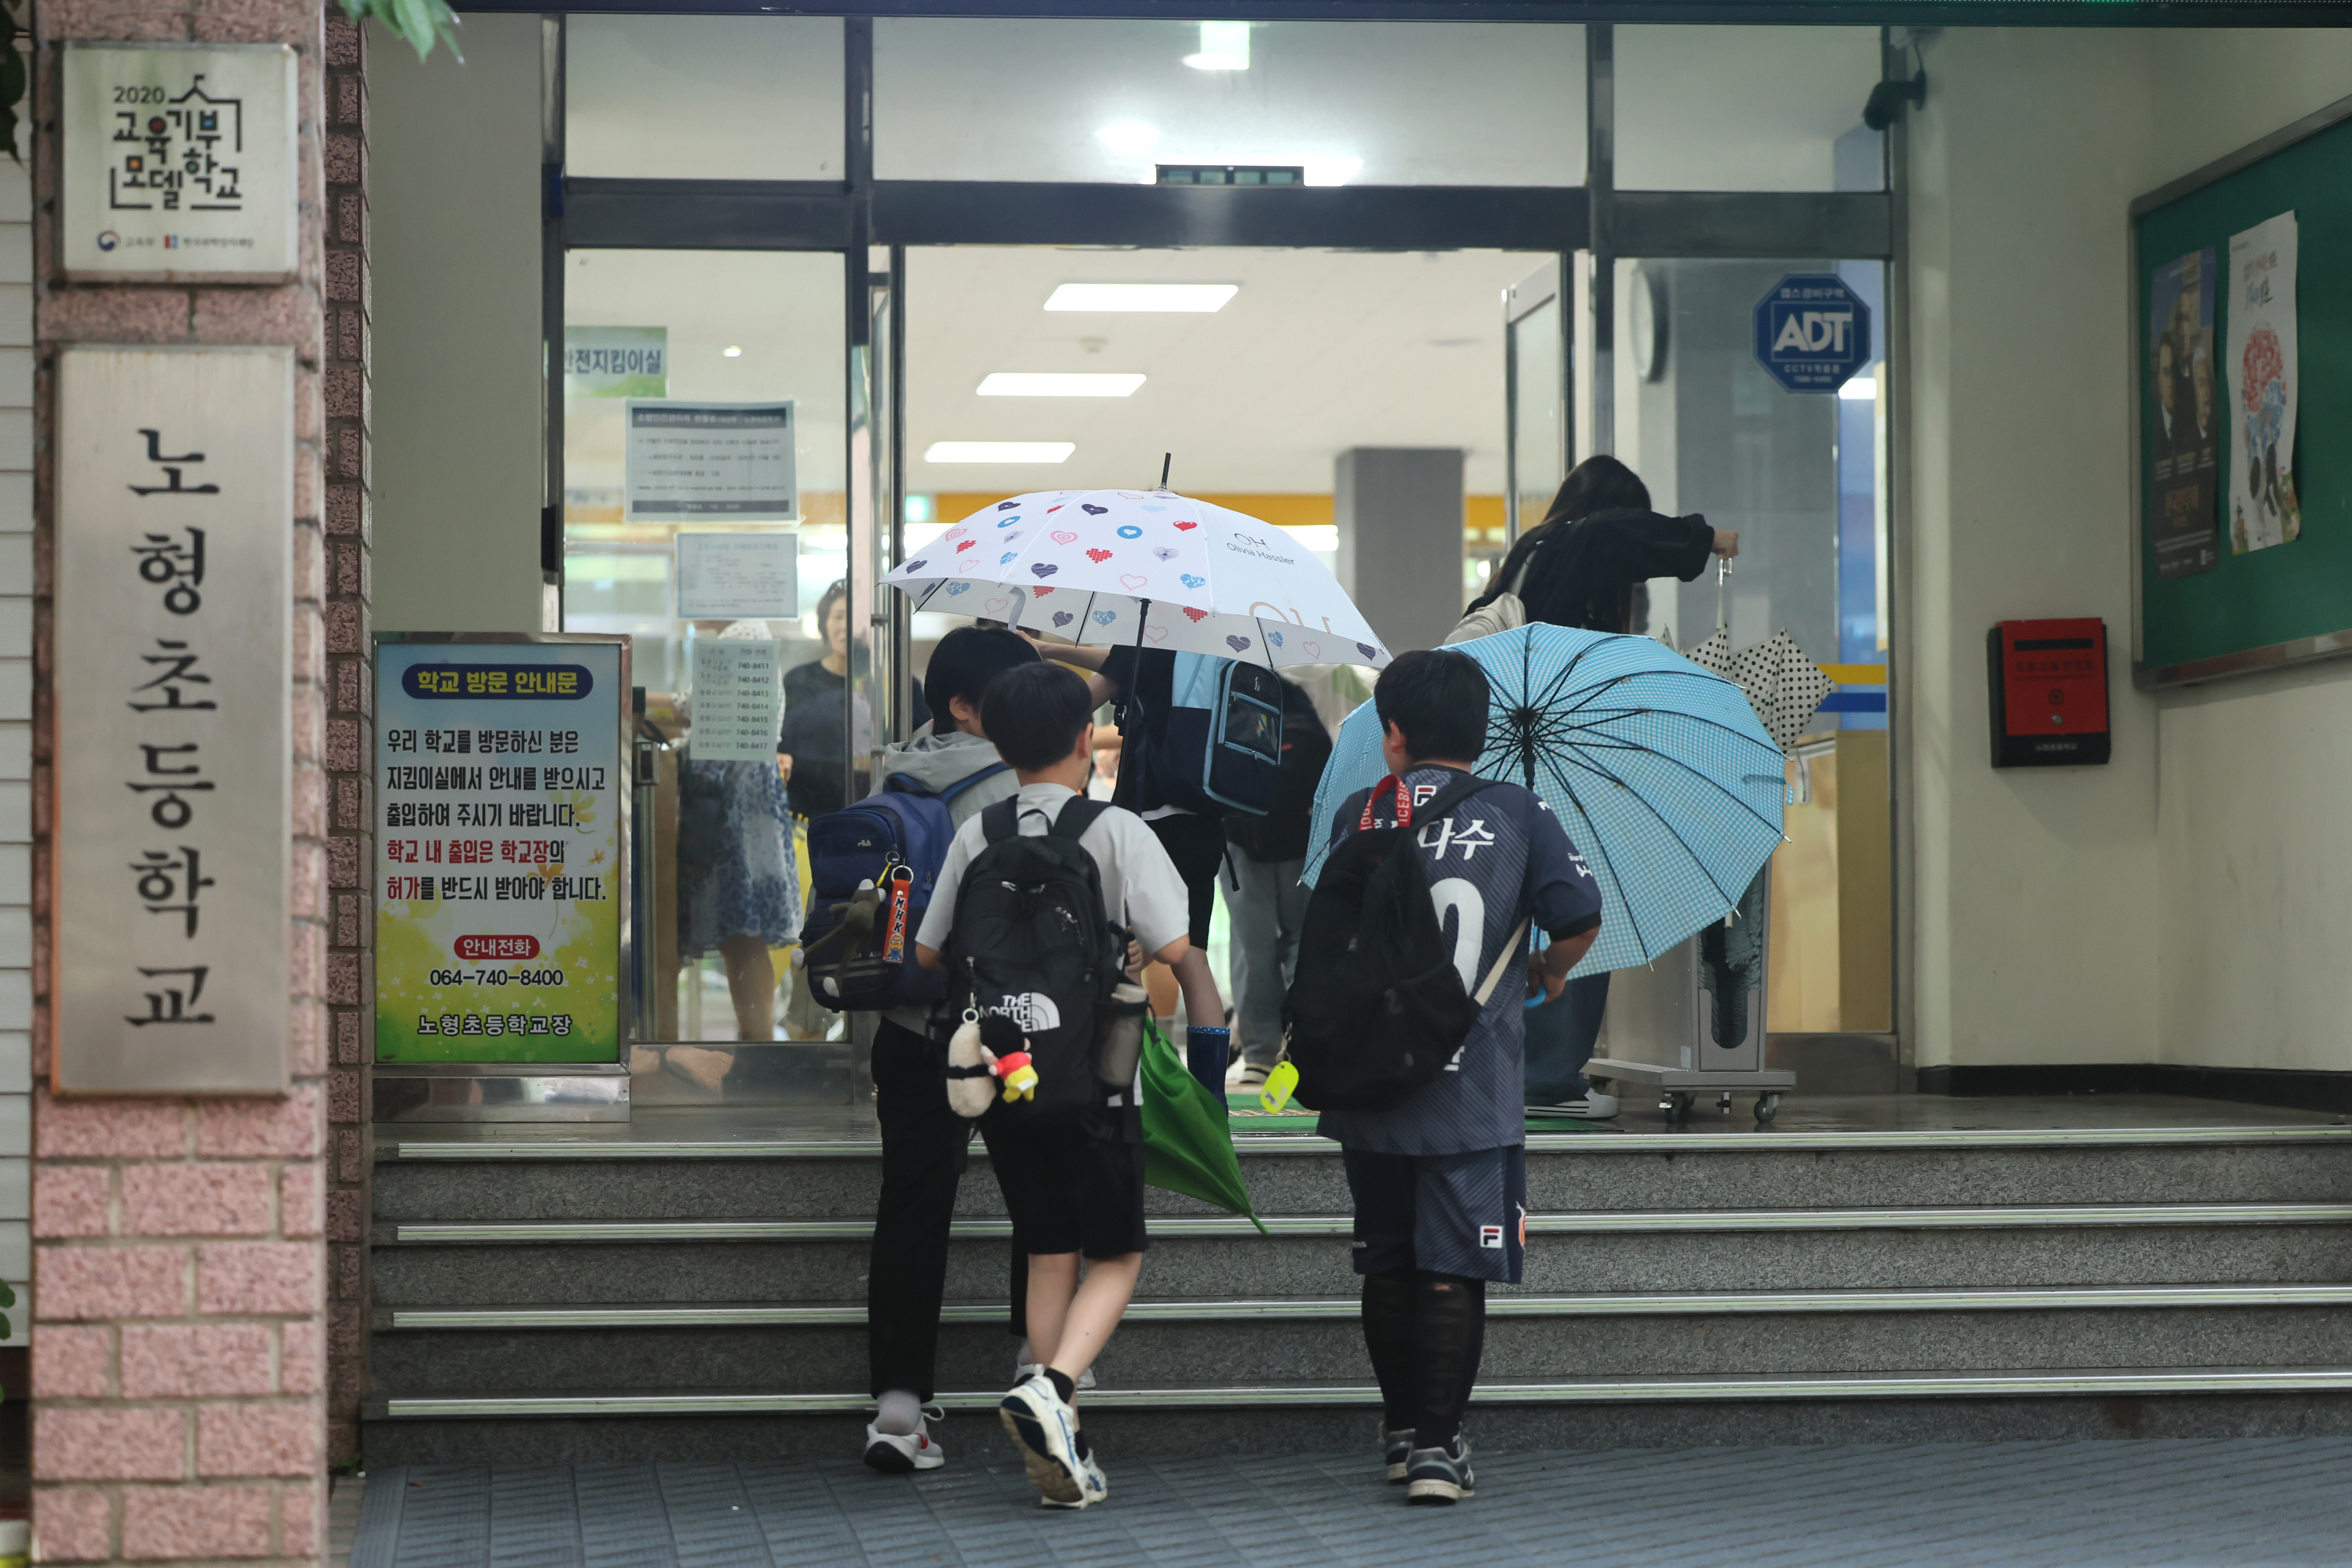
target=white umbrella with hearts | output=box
[886,489,1392,670]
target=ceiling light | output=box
[1096,122,1160,156]
[722,345,743,357]
[1184,20,1250,71]
[1044,283,1237,313]
[1302,157,1364,188]
[978,373,1145,398]
[923,442,1075,464]
[1838,376,1877,401]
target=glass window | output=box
[566,16,844,181]
[1614,26,1883,192]
[563,250,847,1057]
[876,18,1583,185]
[1604,255,1889,1032]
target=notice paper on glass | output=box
[690,636,783,763]
[677,531,799,619]
[626,399,797,521]
[2227,212,2301,554]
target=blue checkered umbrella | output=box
[1303,624,1786,977]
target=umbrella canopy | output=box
[886,489,1391,670]
[1684,627,1835,754]
[1303,624,1786,977]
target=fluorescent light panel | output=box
[1044,283,1237,313]
[978,373,1145,398]
[923,442,1075,464]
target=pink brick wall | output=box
[29,3,344,1563]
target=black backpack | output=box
[942,795,1128,1122]
[1282,773,1526,1112]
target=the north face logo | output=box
[997,992,1063,1035]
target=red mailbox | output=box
[1987,618,2109,768]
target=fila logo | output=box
[1479,1225,1504,1250]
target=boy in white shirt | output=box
[916,660,1209,1509]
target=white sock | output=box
[1015,1338,1034,1368]
[875,1389,923,1437]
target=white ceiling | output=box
[905,246,1546,496]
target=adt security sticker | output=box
[1753,272,1872,394]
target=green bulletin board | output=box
[2135,102,2352,683]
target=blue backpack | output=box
[796,764,1007,1013]
[1125,651,1283,818]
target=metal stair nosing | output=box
[379,1282,2352,1330]
[382,1124,2352,1161]
[377,1202,2352,1245]
[370,1366,2352,1420]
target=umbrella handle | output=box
[1716,557,1731,633]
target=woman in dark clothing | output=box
[1484,456,1738,1118]
[1472,453,1738,635]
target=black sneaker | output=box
[1404,1434,1476,1505]
[1383,1427,1415,1483]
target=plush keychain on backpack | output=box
[946,1012,1037,1117]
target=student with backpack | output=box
[1054,641,1282,1080]
[915,660,1200,1510]
[1291,649,1602,1506]
[817,626,1039,1475]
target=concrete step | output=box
[360,1368,2352,1465]
[366,1292,2352,1393]
[373,1128,2352,1222]
[369,1211,2352,1307]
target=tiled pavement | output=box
[349,1437,2352,1566]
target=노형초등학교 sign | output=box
[54,346,293,1094]
[374,639,629,1064]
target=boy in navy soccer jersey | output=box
[1320,649,1603,1506]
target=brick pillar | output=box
[27,1,334,1563]
[320,6,371,1472]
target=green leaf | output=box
[0,1280,16,1308]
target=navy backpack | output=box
[1123,651,1283,818]
[797,764,1006,1012]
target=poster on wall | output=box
[2227,212,2302,554]
[677,531,797,618]
[374,638,627,1064]
[2145,248,2220,580]
[625,400,797,521]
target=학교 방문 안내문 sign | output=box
[54,347,293,1094]
[374,639,629,1065]
[59,42,298,283]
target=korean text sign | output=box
[55,346,292,1094]
[60,43,298,282]
[375,641,627,1064]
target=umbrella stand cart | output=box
[1582,567,1802,1126]
[1578,861,1792,1125]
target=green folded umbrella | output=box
[1138,1019,1268,1235]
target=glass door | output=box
[1603,255,1892,1037]
[1503,256,1570,551]
[561,248,861,1094]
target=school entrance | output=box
[358,10,2352,1463]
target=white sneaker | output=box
[1015,1359,1095,1392]
[999,1374,1102,1507]
[861,1406,946,1474]
[1037,1447,1110,1510]
[1225,1059,1271,1090]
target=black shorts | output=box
[983,1101,1149,1261]
[1147,812,1227,948]
[1343,1145,1528,1284]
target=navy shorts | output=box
[1342,1145,1528,1283]
[983,1101,1149,1262]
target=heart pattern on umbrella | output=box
[1152,547,1179,561]
[1182,607,1210,623]
[1226,636,1252,653]
[1120,574,1148,590]
[1053,611,1074,628]
[1174,521,1197,531]
[1051,530,1078,546]
[1083,504,1110,515]
[1030,563,1058,579]
[905,559,928,573]
[1180,574,1205,589]
[1093,610,1118,626]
